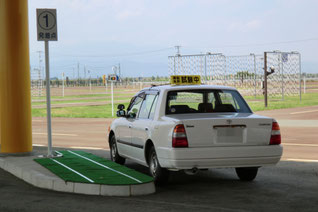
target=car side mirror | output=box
[116,110,126,117]
[117,104,125,110]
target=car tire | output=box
[235,167,258,181]
[110,136,125,165]
[148,146,169,185]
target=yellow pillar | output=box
[0,0,32,153]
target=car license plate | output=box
[216,127,243,143]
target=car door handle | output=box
[145,127,148,131]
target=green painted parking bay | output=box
[34,150,153,185]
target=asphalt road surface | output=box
[1,147,317,212]
[256,105,318,161]
[31,105,318,161]
[0,106,317,211]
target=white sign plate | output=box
[108,74,119,82]
[282,53,288,63]
[36,9,58,41]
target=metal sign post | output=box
[62,72,65,97]
[44,41,53,156]
[108,74,119,117]
[89,71,92,92]
[106,77,108,93]
[111,82,114,117]
[37,8,58,157]
[264,52,268,107]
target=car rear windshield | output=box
[166,89,252,114]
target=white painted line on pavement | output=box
[283,158,318,163]
[33,132,78,137]
[69,146,105,150]
[33,144,45,147]
[32,144,107,150]
[50,158,94,183]
[283,143,318,147]
[68,150,142,183]
[290,109,318,115]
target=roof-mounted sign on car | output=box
[170,75,201,85]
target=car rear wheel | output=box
[110,136,125,165]
[235,167,258,181]
[148,146,169,185]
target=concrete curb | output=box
[0,156,155,196]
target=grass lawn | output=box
[31,92,136,100]
[31,96,131,106]
[32,102,131,118]
[32,93,318,118]
[246,93,318,111]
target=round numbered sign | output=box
[38,11,56,30]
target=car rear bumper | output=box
[156,145,283,169]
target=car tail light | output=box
[270,121,281,145]
[172,124,188,147]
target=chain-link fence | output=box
[29,74,167,97]
[30,68,43,97]
[168,53,226,83]
[266,52,301,99]
[168,51,301,100]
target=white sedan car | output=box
[108,85,282,184]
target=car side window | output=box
[148,95,158,119]
[138,94,157,119]
[218,92,240,110]
[127,96,136,111]
[127,94,144,117]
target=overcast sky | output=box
[28,0,318,78]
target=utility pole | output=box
[250,53,257,99]
[264,52,275,108]
[77,62,80,86]
[62,72,65,97]
[84,65,86,86]
[84,65,86,81]
[118,63,121,82]
[174,46,181,75]
[88,70,91,92]
[175,45,181,56]
[36,51,43,79]
[264,52,268,107]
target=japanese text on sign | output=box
[36,9,58,41]
[170,75,201,85]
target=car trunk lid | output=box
[168,113,273,147]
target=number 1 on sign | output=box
[43,14,48,27]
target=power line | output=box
[86,64,114,68]
[52,63,77,68]
[186,37,318,49]
[53,47,175,58]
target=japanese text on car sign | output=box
[170,75,201,85]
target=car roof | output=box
[140,84,237,93]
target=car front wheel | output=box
[235,167,258,181]
[148,146,169,185]
[110,136,125,165]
